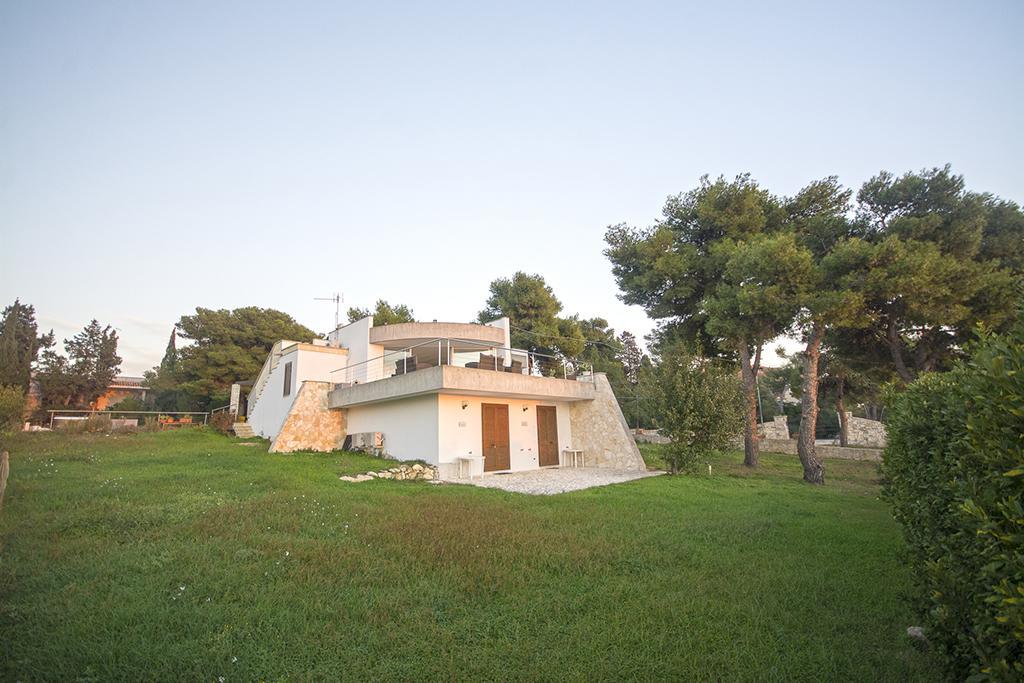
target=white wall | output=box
[436,394,573,472]
[248,347,300,439]
[345,394,439,463]
[327,316,388,383]
[483,316,512,365]
[248,346,348,440]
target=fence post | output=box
[0,450,8,510]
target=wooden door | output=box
[481,403,510,472]
[536,406,559,466]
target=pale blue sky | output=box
[2,1,1021,373]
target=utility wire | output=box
[509,324,625,351]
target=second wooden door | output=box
[536,405,559,467]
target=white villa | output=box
[243,316,644,478]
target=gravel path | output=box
[446,467,664,495]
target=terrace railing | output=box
[330,337,593,388]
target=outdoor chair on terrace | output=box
[477,354,499,371]
[394,357,419,375]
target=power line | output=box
[509,324,624,351]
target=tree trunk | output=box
[797,325,826,485]
[886,318,914,383]
[837,381,849,447]
[738,341,761,468]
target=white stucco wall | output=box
[345,394,439,463]
[436,394,573,472]
[327,316,389,383]
[248,347,300,439]
[248,346,348,440]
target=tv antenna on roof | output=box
[314,292,343,330]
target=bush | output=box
[883,322,1023,680]
[107,396,148,412]
[653,346,744,474]
[209,410,234,434]
[0,385,26,432]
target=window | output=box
[283,361,293,397]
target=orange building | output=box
[92,376,149,410]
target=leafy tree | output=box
[36,320,122,411]
[477,272,585,371]
[156,307,317,410]
[652,344,744,474]
[143,329,187,410]
[855,165,1022,382]
[0,384,26,431]
[0,300,53,392]
[707,232,817,468]
[606,175,805,467]
[347,300,416,326]
[618,331,644,385]
[784,178,868,484]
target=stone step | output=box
[231,423,255,438]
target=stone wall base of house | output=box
[569,373,647,470]
[270,381,347,453]
[761,438,882,461]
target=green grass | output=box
[0,430,938,681]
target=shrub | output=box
[209,410,234,434]
[107,396,148,412]
[653,346,744,474]
[0,385,26,432]
[883,322,1023,680]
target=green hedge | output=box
[883,324,1023,680]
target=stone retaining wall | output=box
[270,381,347,453]
[758,416,790,440]
[569,373,647,470]
[845,414,887,447]
[762,438,882,462]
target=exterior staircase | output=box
[231,423,255,438]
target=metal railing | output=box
[46,409,210,428]
[330,337,593,387]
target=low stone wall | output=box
[758,416,790,440]
[270,381,347,453]
[633,429,669,445]
[569,373,647,470]
[762,438,882,462]
[845,414,887,448]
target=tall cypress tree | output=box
[0,300,53,391]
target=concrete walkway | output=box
[447,467,663,495]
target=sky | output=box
[1,1,1022,374]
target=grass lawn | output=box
[0,430,938,681]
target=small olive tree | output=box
[653,345,744,473]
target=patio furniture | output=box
[455,455,484,479]
[477,354,499,371]
[561,448,585,468]
[505,359,523,374]
[394,357,418,375]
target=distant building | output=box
[92,376,148,410]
